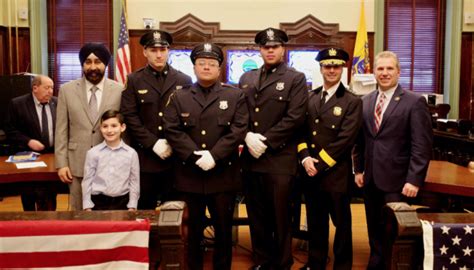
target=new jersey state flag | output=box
[0,219,150,269]
[421,220,474,270]
[351,0,370,75]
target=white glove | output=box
[194,150,216,171]
[244,132,267,159]
[153,139,172,160]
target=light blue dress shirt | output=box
[82,140,140,209]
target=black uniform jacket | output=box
[163,82,249,194]
[4,93,57,153]
[121,65,192,173]
[298,83,362,193]
[238,63,308,175]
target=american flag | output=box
[0,220,150,269]
[115,4,131,85]
[422,220,474,269]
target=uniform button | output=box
[312,131,317,136]
[159,112,163,117]
[279,96,283,100]
[201,144,207,149]
[228,162,232,165]
[254,94,258,98]
[201,130,206,135]
[182,162,186,165]
[311,144,316,148]
[255,107,260,113]
[158,126,163,131]
[254,121,259,126]
[184,122,187,126]
[315,119,319,124]
[141,99,144,103]
[331,125,335,129]
[92,130,95,134]
[227,122,231,125]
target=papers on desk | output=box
[5,151,40,163]
[15,161,47,169]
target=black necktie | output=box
[321,91,328,104]
[41,103,50,148]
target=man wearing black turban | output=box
[55,43,124,210]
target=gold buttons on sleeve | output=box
[311,144,315,148]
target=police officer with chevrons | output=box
[163,43,249,270]
[120,30,192,209]
[239,28,308,270]
[297,47,362,270]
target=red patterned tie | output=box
[374,93,386,133]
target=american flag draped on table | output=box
[115,2,131,85]
[422,220,474,269]
[0,220,150,269]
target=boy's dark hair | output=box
[100,109,124,124]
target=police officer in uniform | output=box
[120,30,192,209]
[163,43,249,270]
[239,28,308,270]
[297,48,362,270]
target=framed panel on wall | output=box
[226,50,263,85]
[168,49,196,83]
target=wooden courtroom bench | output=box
[0,201,188,270]
[383,202,473,270]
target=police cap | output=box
[139,30,173,48]
[254,27,289,46]
[316,47,349,66]
[190,43,224,65]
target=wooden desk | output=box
[0,204,187,270]
[424,160,474,197]
[383,202,474,270]
[0,153,58,183]
[0,153,66,197]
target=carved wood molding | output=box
[153,13,342,47]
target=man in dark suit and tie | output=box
[4,75,57,211]
[352,51,433,269]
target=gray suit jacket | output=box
[55,77,123,177]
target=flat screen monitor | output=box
[226,50,263,85]
[287,50,320,85]
[168,50,196,83]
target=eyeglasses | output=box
[195,60,219,68]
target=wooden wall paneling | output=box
[0,26,30,76]
[459,33,473,120]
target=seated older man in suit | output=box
[4,75,57,211]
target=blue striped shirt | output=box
[82,140,140,209]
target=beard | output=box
[84,69,105,85]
